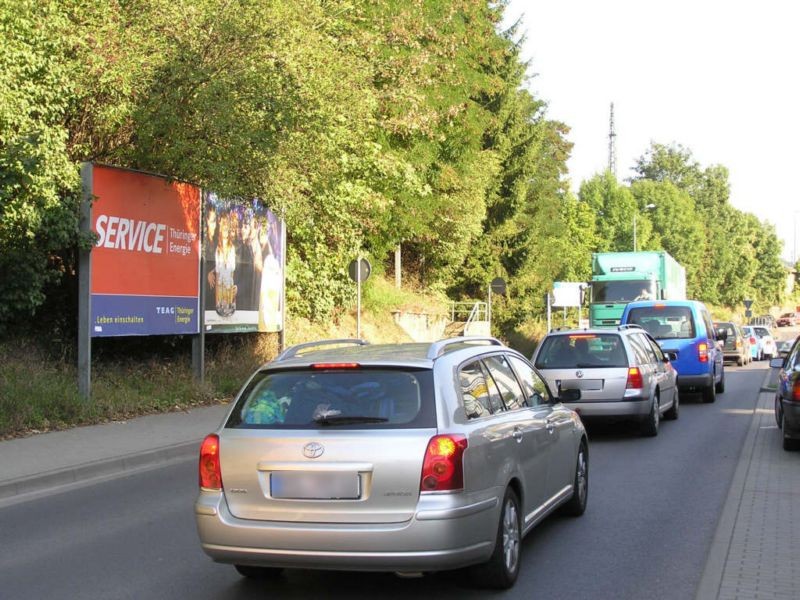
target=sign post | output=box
[348,257,371,338]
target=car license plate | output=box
[270,472,361,500]
[563,379,603,391]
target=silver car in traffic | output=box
[195,337,588,589]
[531,325,679,436]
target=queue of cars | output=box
[195,304,797,587]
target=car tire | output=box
[704,380,717,403]
[471,488,521,590]
[715,370,725,394]
[234,565,284,579]
[640,395,660,437]
[775,394,782,427]
[737,356,744,366]
[782,413,800,452]
[560,442,589,517]
[663,388,679,420]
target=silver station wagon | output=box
[532,325,679,436]
[195,337,589,589]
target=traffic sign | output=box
[743,299,753,310]
[348,258,371,282]
[490,277,507,296]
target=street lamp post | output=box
[633,203,656,252]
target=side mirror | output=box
[558,388,581,403]
[770,357,785,369]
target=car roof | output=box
[261,337,514,370]
[625,299,703,309]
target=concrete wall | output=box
[391,311,449,342]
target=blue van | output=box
[620,300,725,403]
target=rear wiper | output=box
[313,415,389,426]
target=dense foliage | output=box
[0,0,792,338]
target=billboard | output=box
[203,192,284,333]
[90,165,201,336]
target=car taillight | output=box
[750,337,756,345]
[626,367,643,389]
[199,434,222,490]
[735,340,742,350]
[698,342,709,363]
[793,380,800,402]
[420,434,467,492]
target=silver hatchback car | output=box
[531,325,679,436]
[195,337,588,589]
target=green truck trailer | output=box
[589,251,686,328]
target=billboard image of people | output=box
[90,165,201,337]
[203,192,284,333]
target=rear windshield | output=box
[754,327,770,337]
[626,306,696,339]
[716,323,737,338]
[226,368,436,429]
[535,334,628,369]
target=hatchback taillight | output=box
[420,434,467,492]
[199,434,222,490]
[626,367,644,389]
[750,336,756,345]
[698,342,709,363]
[793,380,800,403]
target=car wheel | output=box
[737,356,744,366]
[560,442,588,517]
[640,395,660,437]
[775,394,782,427]
[472,488,521,589]
[704,379,717,403]
[782,413,800,451]
[664,388,679,420]
[715,370,725,394]
[234,565,284,579]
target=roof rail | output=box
[275,338,369,361]
[618,324,643,331]
[427,337,504,360]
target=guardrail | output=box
[450,301,488,325]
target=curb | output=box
[694,367,774,600]
[0,439,200,509]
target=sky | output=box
[504,0,800,262]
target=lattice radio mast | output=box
[608,102,617,177]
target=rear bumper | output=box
[195,491,499,572]
[564,398,650,419]
[677,373,713,389]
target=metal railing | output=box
[450,301,488,325]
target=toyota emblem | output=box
[575,370,584,379]
[303,442,325,459]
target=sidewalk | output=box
[0,403,228,508]
[696,370,800,600]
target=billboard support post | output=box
[279,210,287,352]
[192,193,206,383]
[78,163,93,400]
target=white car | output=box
[744,325,776,360]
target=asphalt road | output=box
[0,363,769,599]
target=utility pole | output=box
[608,102,617,178]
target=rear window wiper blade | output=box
[312,415,389,425]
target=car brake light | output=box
[750,337,756,344]
[626,367,643,389]
[698,342,709,363]
[199,434,222,490]
[310,363,360,369]
[793,380,800,402]
[420,434,467,492]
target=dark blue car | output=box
[620,300,725,403]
